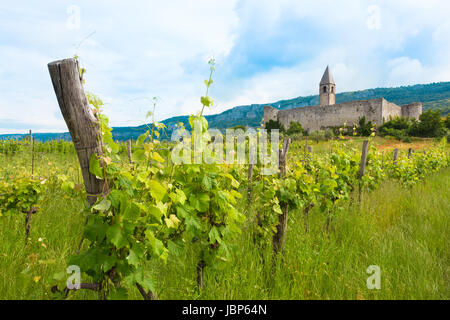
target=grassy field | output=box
[0,138,449,300]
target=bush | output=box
[381,128,409,141]
[309,130,326,143]
[324,129,334,140]
[444,114,450,130]
[289,133,304,141]
[265,120,285,134]
[408,109,445,138]
[357,116,374,136]
[379,116,411,135]
[286,122,305,136]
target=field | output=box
[1,136,449,300]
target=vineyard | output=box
[0,59,449,300]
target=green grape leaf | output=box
[93,198,111,212]
[106,224,128,249]
[89,153,103,179]
[148,180,167,202]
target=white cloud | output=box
[1,0,450,134]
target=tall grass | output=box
[0,149,448,299]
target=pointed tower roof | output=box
[320,66,335,85]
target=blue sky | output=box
[1,0,450,133]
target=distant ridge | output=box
[1,81,449,142]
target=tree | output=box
[409,109,445,137]
[265,120,285,134]
[286,122,304,136]
[357,116,374,136]
[445,114,450,130]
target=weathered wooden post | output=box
[272,138,291,255]
[407,148,413,159]
[48,58,106,206]
[31,132,35,176]
[359,140,369,179]
[358,140,369,203]
[247,150,254,205]
[127,140,132,164]
[307,146,313,162]
[393,148,399,165]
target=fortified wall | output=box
[265,99,422,133]
[263,67,422,133]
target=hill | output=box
[1,81,450,142]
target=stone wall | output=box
[264,98,422,133]
[264,105,279,125]
[401,103,422,119]
[381,98,402,122]
[276,98,384,132]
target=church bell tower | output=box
[319,66,335,106]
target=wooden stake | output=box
[31,132,35,177]
[359,140,369,179]
[127,140,132,163]
[358,140,369,203]
[272,138,291,255]
[307,146,313,162]
[407,148,412,159]
[393,148,399,165]
[247,150,254,205]
[48,58,106,206]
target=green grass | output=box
[0,147,449,300]
[183,168,450,300]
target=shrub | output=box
[265,120,285,134]
[309,130,326,143]
[381,128,409,141]
[357,116,374,136]
[324,129,334,140]
[286,122,305,136]
[444,114,450,130]
[379,116,411,135]
[289,133,304,141]
[408,110,445,138]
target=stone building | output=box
[264,66,422,133]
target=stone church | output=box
[264,66,422,133]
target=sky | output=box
[0,0,450,134]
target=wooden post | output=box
[247,150,254,205]
[359,140,369,179]
[304,136,308,155]
[407,148,412,159]
[273,138,291,255]
[48,58,106,206]
[31,133,35,176]
[393,148,399,165]
[127,140,132,163]
[358,140,369,203]
[307,146,313,162]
